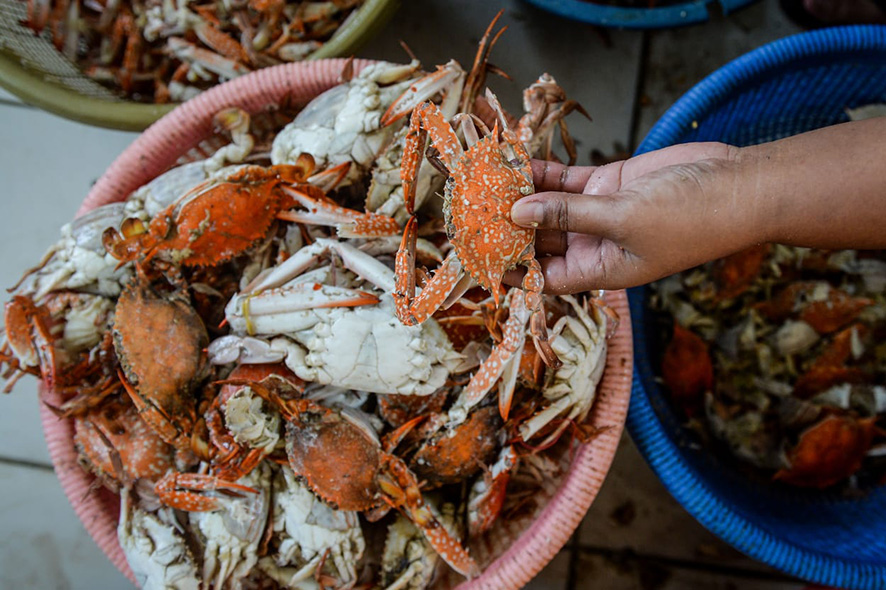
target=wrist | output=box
[730,143,781,246]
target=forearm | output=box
[738,117,886,249]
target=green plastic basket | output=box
[0,0,399,130]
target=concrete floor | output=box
[0,0,820,588]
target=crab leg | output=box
[306,161,352,192]
[400,101,464,215]
[278,186,400,238]
[154,472,258,512]
[522,257,560,368]
[380,61,467,126]
[227,282,380,336]
[378,456,481,578]
[455,290,531,421]
[394,219,464,325]
[243,238,397,294]
[461,9,509,113]
[166,37,251,79]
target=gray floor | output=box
[0,0,817,588]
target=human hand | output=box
[506,142,762,294]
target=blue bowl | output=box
[522,0,758,29]
[628,26,886,589]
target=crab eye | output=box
[509,158,521,167]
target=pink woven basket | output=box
[38,59,633,589]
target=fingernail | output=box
[511,200,544,227]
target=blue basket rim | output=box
[522,0,758,29]
[628,25,886,588]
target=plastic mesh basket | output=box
[0,0,399,130]
[628,25,886,589]
[37,59,635,589]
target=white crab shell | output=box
[270,61,424,181]
[118,491,201,590]
[258,466,365,588]
[17,203,132,299]
[188,464,271,590]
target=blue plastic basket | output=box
[628,26,886,589]
[521,0,758,29]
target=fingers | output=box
[531,160,595,193]
[511,191,626,237]
[504,256,613,294]
[535,230,567,256]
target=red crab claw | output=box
[774,414,877,488]
[2,295,58,390]
[278,186,401,238]
[154,472,259,512]
[306,161,352,192]
[661,323,714,416]
[468,445,519,537]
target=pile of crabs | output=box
[0,17,616,590]
[17,0,365,102]
[653,243,886,490]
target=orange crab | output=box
[74,399,176,491]
[409,405,502,488]
[393,90,560,415]
[230,380,480,578]
[151,364,304,512]
[112,276,210,454]
[103,154,397,269]
[661,323,714,415]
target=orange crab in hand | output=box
[394,89,561,417]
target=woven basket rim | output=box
[0,0,399,131]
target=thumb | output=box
[511,191,624,237]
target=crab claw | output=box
[468,445,518,537]
[3,296,58,389]
[154,472,258,512]
[279,186,401,238]
[306,161,352,192]
[380,61,466,127]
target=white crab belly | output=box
[294,296,455,395]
